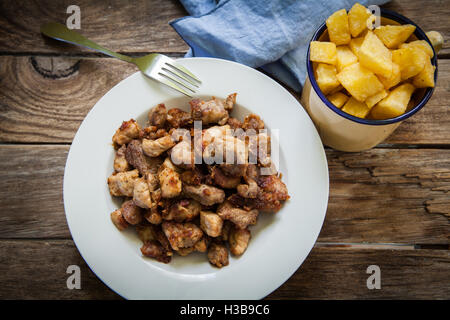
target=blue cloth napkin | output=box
[171,0,389,91]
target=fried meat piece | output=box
[200,211,223,237]
[167,108,192,128]
[133,177,152,209]
[207,242,229,268]
[144,209,162,225]
[107,169,139,197]
[229,227,251,256]
[158,167,182,198]
[162,221,203,250]
[121,200,143,225]
[148,103,167,128]
[170,140,194,169]
[190,97,229,125]
[183,184,225,206]
[125,140,150,175]
[254,175,290,212]
[217,201,258,229]
[211,166,241,189]
[164,199,201,222]
[242,114,264,131]
[224,93,237,111]
[237,178,258,198]
[227,117,243,130]
[142,135,176,157]
[112,119,141,146]
[141,240,171,263]
[114,145,130,172]
[220,164,247,177]
[180,168,204,185]
[110,209,128,231]
[202,125,230,149]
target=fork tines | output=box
[156,58,202,97]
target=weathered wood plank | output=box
[0,0,188,54]
[0,0,448,56]
[0,146,448,243]
[0,240,119,299]
[0,56,449,144]
[0,240,448,299]
[268,246,450,299]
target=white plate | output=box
[63,57,329,299]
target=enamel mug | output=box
[301,9,438,152]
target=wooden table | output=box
[0,0,448,300]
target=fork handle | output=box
[41,22,133,63]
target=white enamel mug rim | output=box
[307,8,438,126]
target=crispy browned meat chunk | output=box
[107,169,139,197]
[220,163,247,177]
[217,201,258,229]
[245,164,260,180]
[164,199,201,222]
[254,174,290,212]
[162,221,203,250]
[200,211,223,237]
[242,114,265,131]
[211,166,241,189]
[190,97,229,125]
[110,209,128,231]
[180,168,204,185]
[125,140,150,175]
[148,103,167,128]
[141,240,171,263]
[158,167,182,198]
[167,108,192,128]
[194,237,209,252]
[237,178,258,198]
[169,140,194,169]
[183,184,225,206]
[121,200,143,225]
[227,117,243,129]
[133,177,152,209]
[112,119,141,146]
[208,242,229,268]
[142,135,176,157]
[224,93,237,111]
[136,224,156,242]
[114,145,130,172]
[144,208,162,225]
[229,227,251,256]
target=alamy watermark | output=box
[366,265,381,290]
[66,5,81,29]
[66,265,81,289]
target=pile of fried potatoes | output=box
[309,3,436,120]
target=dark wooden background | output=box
[0,0,448,299]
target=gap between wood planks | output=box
[0,238,447,251]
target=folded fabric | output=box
[171,0,389,91]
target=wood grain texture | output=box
[0,56,449,144]
[0,0,447,57]
[0,240,448,299]
[0,0,188,54]
[0,146,448,243]
[268,246,450,299]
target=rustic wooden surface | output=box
[0,0,448,299]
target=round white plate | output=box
[63,57,329,299]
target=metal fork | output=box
[41,22,201,96]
